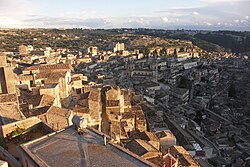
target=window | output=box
[30,80,34,86]
[76,88,81,94]
[41,80,45,84]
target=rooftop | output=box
[0,104,24,125]
[24,63,72,71]
[38,106,71,131]
[169,145,200,167]
[19,126,155,167]
[0,94,18,104]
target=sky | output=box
[0,0,249,30]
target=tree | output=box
[228,83,236,98]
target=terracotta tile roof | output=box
[111,121,127,136]
[30,106,51,116]
[39,95,55,106]
[132,106,146,120]
[122,112,134,119]
[155,131,175,139]
[24,63,72,71]
[20,91,54,108]
[71,76,81,81]
[125,139,160,157]
[35,71,67,82]
[46,106,71,118]
[72,106,89,114]
[147,156,163,167]
[169,145,200,167]
[0,94,18,104]
[79,92,90,100]
[38,106,71,131]
[131,131,159,142]
[0,104,24,125]
[18,74,33,81]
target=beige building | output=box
[87,46,98,56]
[0,53,7,67]
[19,64,73,107]
[114,42,125,52]
[0,67,18,94]
[18,45,29,55]
[38,106,73,131]
[155,131,177,150]
[163,145,200,167]
[104,87,147,141]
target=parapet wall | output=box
[0,146,21,167]
[0,117,42,139]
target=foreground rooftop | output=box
[19,126,156,167]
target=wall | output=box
[0,68,7,94]
[0,146,21,167]
[3,67,18,94]
[40,84,61,107]
[0,117,41,139]
[0,54,7,67]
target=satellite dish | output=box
[72,115,88,133]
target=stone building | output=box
[0,67,18,94]
[104,87,147,141]
[19,64,73,107]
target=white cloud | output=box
[0,16,22,28]
[162,17,169,22]
[205,22,212,26]
[192,11,199,15]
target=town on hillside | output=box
[0,28,250,167]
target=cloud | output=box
[155,1,250,30]
[0,0,34,18]
[21,16,113,28]
[0,0,249,30]
[192,11,199,16]
[0,16,22,28]
[162,17,169,23]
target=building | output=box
[170,88,190,103]
[163,145,200,167]
[22,63,72,75]
[114,42,125,52]
[0,53,7,67]
[155,131,177,150]
[20,64,73,107]
[37,106,73,131]
[18,45,29,55]
[0,117,53,165]
[0,94,24,125]
[18,126,156,167]
[0,67,18,94]
[103,87,147,141]
[87,46,98,56]
[124,139,162,165]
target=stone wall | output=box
[0,146,21,167]
[0,117,41,139]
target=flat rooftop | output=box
[19,127,155,167]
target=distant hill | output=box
[194,31,250,53]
